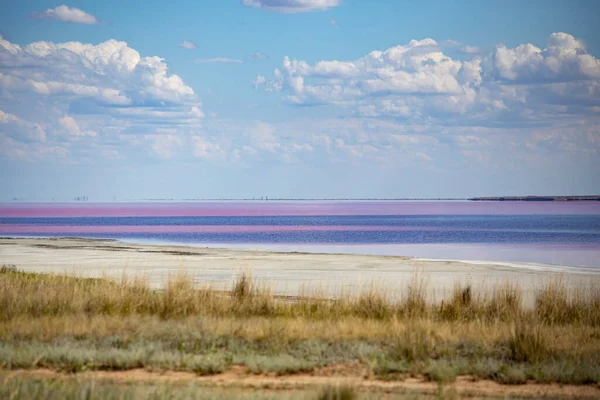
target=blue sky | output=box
[0,0,599,200]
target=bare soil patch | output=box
[6,367,600,399]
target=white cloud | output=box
[37,146,70,159]
[195,58,243,64]
[58,115,96,137]
[0,38,196,105]
[247,121,281,152]
[442,39,462,47]
[248,52,269,60]
[257,32,600,126]
[112,114,600,168]
[252,75,267,90]
[144,134,183,159]
[179,40,197,50]
[413,152,433,162]
[0,109,46,142]
[461,150,487,163]
[110,105,204,122]
[31,5,99,24]
[0,74,132,106]
[454,135,488,148]
[258,38,464,106]
[461,45,481,54]
[192,136,226,159]
[0,36,203,162]
[242,0,342,13]
[330,18,337,25]
[2,31,598,168]
[389,134,438,146]
[485,32,600,83]
[441,40,481,55]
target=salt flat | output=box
[1,237,598,304]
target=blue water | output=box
[2,203,600,268]
[2,214,599,230]
[2,215,600,245]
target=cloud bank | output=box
[0,32,597,171]
[255,32,600,128]
[0,35,202,160]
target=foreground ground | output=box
[4,368,600,399]
[1,238,600,398]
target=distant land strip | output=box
[469,195,600,201]
[127,196,600,202]
[7,196,600,202]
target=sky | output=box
[0,0,599,201]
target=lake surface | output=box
[1,201,599,268]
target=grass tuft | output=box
[508,323,548,363]
[424,360,458,384]
[353,286,392,320]
[390,324,437,362]
[315,385,357,400]
[402,269,427,318]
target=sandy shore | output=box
[1,237,598,303]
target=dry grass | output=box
[1,266,599,386]
[535,277,600,326]
[316,385,358,400]
[2,266,597,325]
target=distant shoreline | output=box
[122,196,600,202]
[4,196,600,203]
[469,196,600,202]
[1,237,598,304]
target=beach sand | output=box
[1,237,598,304]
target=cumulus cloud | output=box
[31,5,99,24]
[58,115,96,137]
[242,0,342,13]
[257,32,600,125]
[0,37,196,105]
[258,38,463,106]
[485,32,600,83]
[195,57,243,64]
[0,36,203,162]
[179,40,197,50]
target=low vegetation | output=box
[1,264,599,397]
[0,372,328,400]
